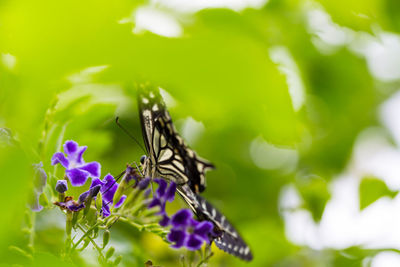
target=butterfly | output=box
[137,85,253,261]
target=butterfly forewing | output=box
[137,85,214,193]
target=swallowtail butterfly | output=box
[137,85,253,261]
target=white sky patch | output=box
[280,120,400,250]
[380,91,400,148]
[352,127,400,191]
[371,252,400,267]
[351,32,400,82]
[148,0,268,13]
[306,4,354,52]
[250,136,298,171]
[269,46,305,111]
[67,65,109,84]
[1,53,17,70]
[305,2,400,82]
[129,7,183,38]
[179,117,205,146]
[124,0,269,38]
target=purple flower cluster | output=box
[149,179,213,250]
[52,140,126,217]
[168,209,213,250]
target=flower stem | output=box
[76,224,106,264]
[70,221,102,252]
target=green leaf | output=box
[297,176,330,222]
[359,176,397,210]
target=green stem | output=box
[27,211,36,254]
[76,225,106,263]
[71,221,102,252]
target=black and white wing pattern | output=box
[177,184,253,261]
[137,85,214,193]
[137,85,252,261]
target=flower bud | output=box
[79,191,89,204]
[113,186,124,207]
[114,255,122,265]
[105,247,115,259]
[96,192,103,211]
[103,230,110,248]
[55,180,68,193]
[90,185,101,197]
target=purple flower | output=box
[51,140,101,186]
[148,179,176,226]
[167,209,213,251]
[89,174,127,217]
[55,196,85,212]
[138,177,151,190]
[148,179,176,212]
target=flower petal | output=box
[185,234,203,251]
[167,229,187,248]
[154,179,167,198]
[114,195,126,208]
[102,201,111,217]
[51,152,69,168]
[171,209,192,228]
[76,146,87,164]
[90,178,104,189]
[79,162,101,178]
[159,214,170,227]
[165,182,176,202]
[99,174,119,204]
[138,177,151,190]
[64,140,78,155]
[66,168,90,186]
[148,197,161,209]
[63,140,87,165]
[194,221,213,241]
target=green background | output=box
[1,0,400,266]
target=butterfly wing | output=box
[137,85,214,193]
[177,184,253,261]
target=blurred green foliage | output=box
[1,0,400,266]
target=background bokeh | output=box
[2,0,400,266]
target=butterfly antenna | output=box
[115,117,146,154]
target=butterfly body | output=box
[137,85,253,261]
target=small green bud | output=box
[103,230,110,248]
[114,255,122,266]
[96,192,102,211]
[106,247,115,259]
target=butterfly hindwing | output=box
[177,184,253,261]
